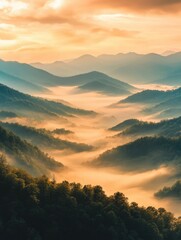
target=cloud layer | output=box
[0,0,180,62]
[90,0,181,13]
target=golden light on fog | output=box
[0,0,28,13]
[0,0,180,62]
[48,0,64,9]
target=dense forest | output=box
[92,136,181,173]
[0,126,63,176]
[112,117,181,138]
[0,156,181,240]
[0,122,92,152]
[0,83,95,119]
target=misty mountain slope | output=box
[144,96,181,116]
[109,119,140,131]
[0,60,136,96]
[77,76,135,95]
[110,53,171,84]
[32,52,181,85]
[0,70,49,94]
[90,137,181,173]
[0,59,64,87]
[52,128,74,135]
[0,111,18,120]
[50,71,136,96]
[114,88,181,118]
[0,84,95,118]
[111,117,181,138]
[152,71,181,86]
[119,88,181,105]
[57,71,135,88]
[0,122,93,152]
[158,108,181,119]
[0,126,63,176]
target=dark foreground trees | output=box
[0,156,181,240]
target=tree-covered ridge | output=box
[91,137,181,173]
[120,88,181,105]
[0,111,18,120]
[155,180,181,200]
[143,96,181,118]
[0,84,95,118]
[0,157,181,240]
[115,88,181,119]
[0,122,92,152]
[112,117,181,138]
[51,128,74,135]
[0,126,63,176]
[109,119,140,132]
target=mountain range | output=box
[0,60,136,96]
[32,52,181,86]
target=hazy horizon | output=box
[0,0,181,63]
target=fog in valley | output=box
[25,84,181,217]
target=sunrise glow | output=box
[48,0,64,9]
[0,0,180,62]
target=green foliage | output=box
[51,128,74,135]
[93,136,181,173]
[121,118,181,138]
[0,84,95,119]
[111,116,181,138]
[0,157,181,240]
[0,122,92,152]
[0,126,63,176]
[109,119,140,132]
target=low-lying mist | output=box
[13,85,181,217]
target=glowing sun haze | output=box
[0,0,181,62]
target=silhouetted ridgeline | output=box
[0,111,18,120]
[155,180,181,200]
[0,157,181,240]
[0,60,136,96]
[120,88,181,105]
[32,52,181,86]
[109,119,140,132]
[52,128,74,135]
[111,117,181,138]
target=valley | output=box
[0,55,181,219]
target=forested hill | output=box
[0,84,95,118]
[91,137,181,173]
[0,126,63,176]
[0,157,181,240]
[0,122,92,152]
[110,117,181,138]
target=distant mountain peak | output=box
[72,54,96,61]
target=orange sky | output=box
[0,0,181,63]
